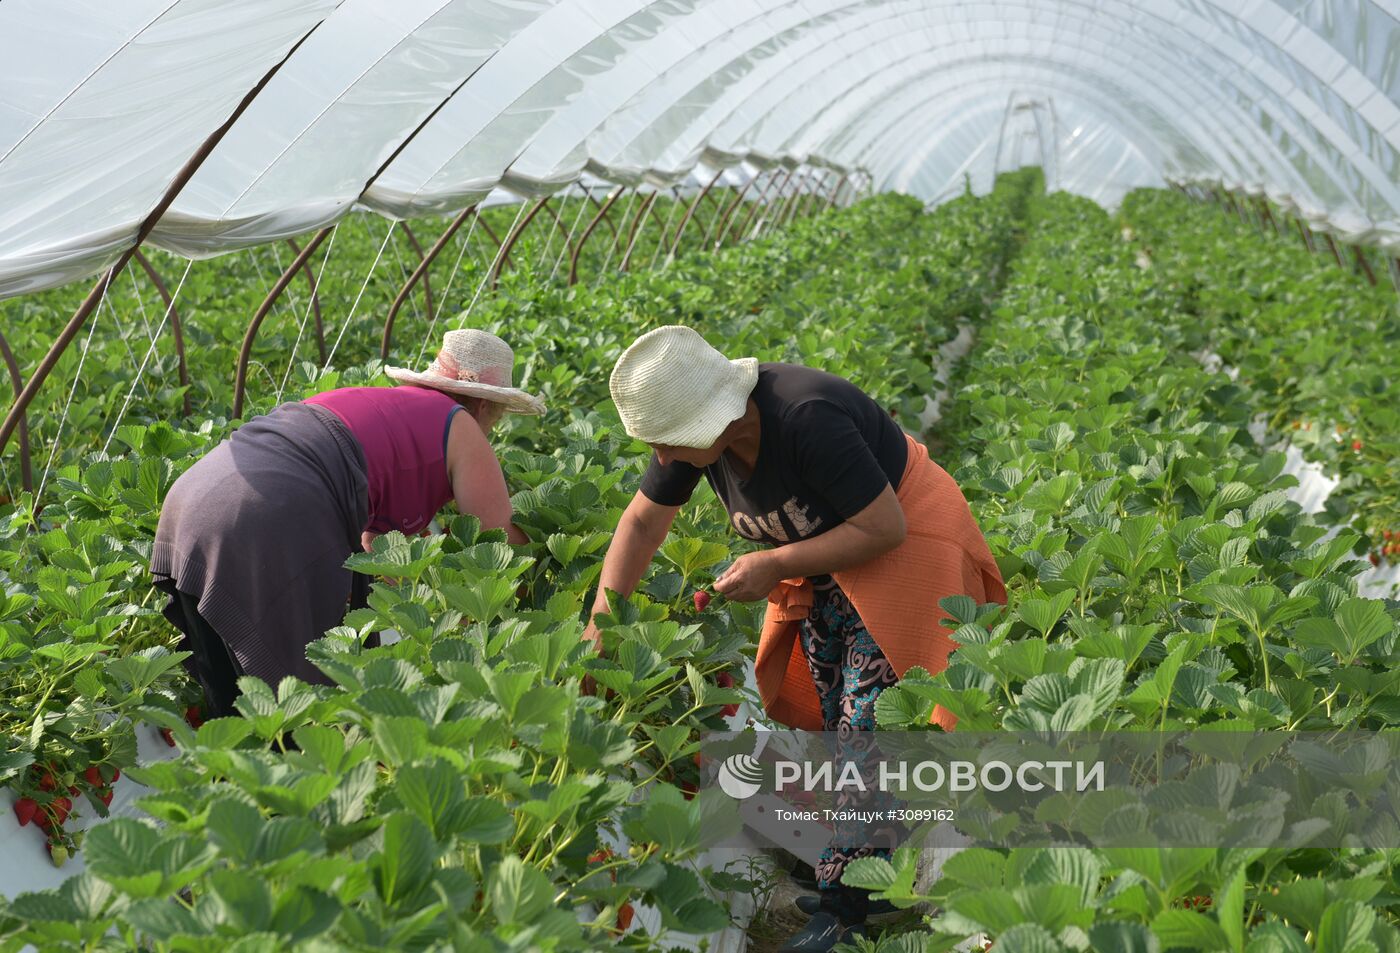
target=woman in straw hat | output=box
[151,329,543,718]
[589,325,1004,952]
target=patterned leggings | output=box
[798,575,901,924]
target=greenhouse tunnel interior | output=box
[1,0,1400,950]
[1,0,1399,298]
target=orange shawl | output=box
[754,433,1006,731]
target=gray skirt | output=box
[151,402,369,686]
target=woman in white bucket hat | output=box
[589,325,1004,953]
[151,329,543,719]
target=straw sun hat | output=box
[384,329,545,415]
[609,326,758,448]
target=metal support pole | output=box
[620,192,661,272]
[1292,216,1315,254]
[668,169,725,261]
[234,227,334,419]
[736,169,790,244]
[708,178,756,251]
[490,198,552,290]
[569,188,623,286]
[132,250,192,418]
[825,173,850,211]
[0,332,31,493]
[0,21,326,457]
[381,205,478,360]
[1255,198,1280,237]
[398,222,435,328]
[1322,232,1345,269]
[1353,245,1377,286]
[283,238,327,364]
[748,167,796,240]
[586,189,621,242]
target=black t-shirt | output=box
[639,363,908,546]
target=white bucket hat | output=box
[609,326,758,448]
[384,329,545,415]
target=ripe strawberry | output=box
[679,780,697,801]
[50,797,72,825]
[716,671,739,718]
[84,766,104,787]
[615,902,636,932]
[1352,440,1363,451]
[160,728,176,748]
[1371,552,1382,567]
[36,770,56,792]
[109,767,120,783]
[97,787,114,808]
[693,590,711,612]
[13,797,38,827]
[185,705,204,729]
[588,848,615,865]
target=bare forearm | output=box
[765,520,901,580]
[592,517,667,612]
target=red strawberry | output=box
[50,797,72,825]
[84,766,103,787]
[67,785,80,796]
[13,797,38,827]
[1371,553,1382,567]
[109,767,120,783]
[615,902,636,932]
[36,771,56,792]
[679,780,697,801]
[1352,440,1363,451]
[588,848,614,865]
[97,787,114,808]
[160,728,176,748]
[693,590,711,612]
[716,671,739,718]
[184,705,203,729]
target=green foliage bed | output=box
[0,171,1396,951]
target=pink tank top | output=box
[304,386,460,535]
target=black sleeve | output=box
[639,453,704,506]
[786,400,891,519]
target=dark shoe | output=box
[777,912,867,952]
[794,893,900,921]
[790,862,819,891]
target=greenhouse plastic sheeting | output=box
[1,0,1399,300]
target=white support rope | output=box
[387,229,426,333]
[594,191,639,287]
[452,201,528,332]
[532,201,561,275]
[100,259,194,457]
[267,223,338,399]
[36,273,113,503]
[321,219,395,376]
[549,192,593,284]
[411,210,485,368]
[126,266,154,342]
[267,242,306,323]
[279,223,344,396]
[648,193,685,272]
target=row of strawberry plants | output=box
[1118,189,1400,571]
[0,179,1033,947]
[0,181,1021,847]
[851,190,1400,952]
